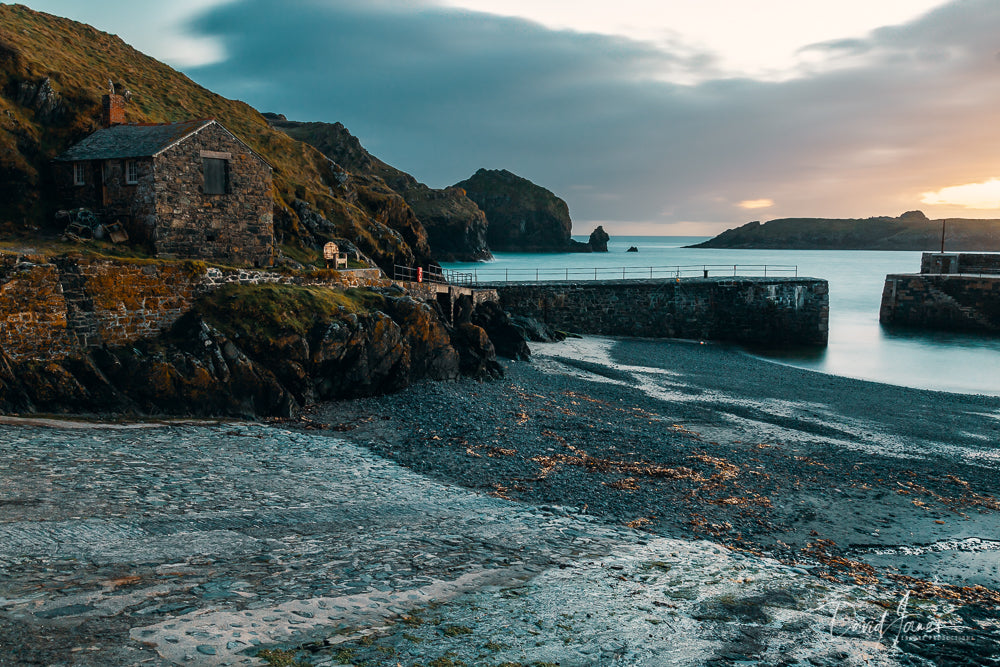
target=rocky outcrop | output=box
[588,225,610,252]
[0,285,520,417]
[454,169,573,252]
[269,118,491,262]
[406,186,491,262]
[566,225,612,253]
[471,301,531,361]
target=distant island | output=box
[690,210,1000,251]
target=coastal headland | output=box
[2,336,998,666]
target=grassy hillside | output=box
[0,4,430,271]
[692,212,1000,251]
[269,116,491,262]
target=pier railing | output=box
[442,264,798,286]
[394,264,798,286]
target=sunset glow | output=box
[17,0,999,234]
[738,199,774,210]
[921,179,1000,210]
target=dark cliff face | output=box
[269,118,491,262]
[691,212,1000,251]
[454,168,573,252]
[405,186,491,262]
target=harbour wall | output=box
[879,274,1000,332]
[489,277,829,346]
[920,252,1000,275]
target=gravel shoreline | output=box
[310,335,1000,663]
[2,336,998,666]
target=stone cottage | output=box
[54,96,274,266]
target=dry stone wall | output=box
[0,257,76,360]
[0,254,392,361]
[491,278,829,346]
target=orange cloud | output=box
[738,199,774,209]
[921,179,1000,209]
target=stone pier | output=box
[880,253,1000,333]
[488,277,829,346]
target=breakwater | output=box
[489,277,829,346]
[880,253,1000,333]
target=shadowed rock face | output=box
[269,118,491,262]
[0,289,520,417]
[588,225,610,252]
[454,168,573,252]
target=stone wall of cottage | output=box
[153,122,274,267]
[55,157,164,246]
[491,277,829,346]
[0,254,393,361]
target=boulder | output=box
[471,301,531,360]
[450,322,503,380]
[509,315,566,343]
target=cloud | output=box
[184,0,1000,232]
[922,179,1000,209]
[739,199,774,210]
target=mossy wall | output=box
[0,253,391,361]
[0,255,76,358]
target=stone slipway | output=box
[0,421,957,666]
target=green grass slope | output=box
[268,116,490,262]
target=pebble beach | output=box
[1,336,998,665]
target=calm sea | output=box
[442,235,1000,396]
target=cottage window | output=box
[73,162,85,186]
[125,160,139,184]
[203,158,229,195]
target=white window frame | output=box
[125,160,139,185]
[73,162,85,186]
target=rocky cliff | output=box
[454,168,575,252]
[0,5,433,273]
[267,117,491,262]
[692,211,1000,250]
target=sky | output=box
[12,0,1000,235]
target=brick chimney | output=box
[101,94,125,127]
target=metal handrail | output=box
[393,265,461,285]
[452,264,798,285]
[394,264,799,286]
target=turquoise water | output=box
[442,236,1000,396]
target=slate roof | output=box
[55,119,216,161]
